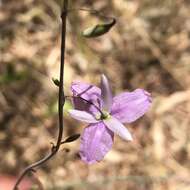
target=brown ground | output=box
[0,0,190,189]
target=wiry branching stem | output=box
[12,1,68,189]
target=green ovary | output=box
[96,111,111,120]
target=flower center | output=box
[95,110,110,120]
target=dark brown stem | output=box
[12,1,68,189]
[56,0,68,151]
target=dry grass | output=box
[0,0,190,189]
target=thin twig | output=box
[12,1,68,189]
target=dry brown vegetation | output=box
[0,0,190,189]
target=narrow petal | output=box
[100,74,113,112]
[68,109,98,123]
[71,82,102,115]
[111,89,152,123]
[80,122,114,164]
[103,117,133,141]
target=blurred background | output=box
[0,0,190,189]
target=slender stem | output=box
[12,1,68,189]
[56,0,68,151]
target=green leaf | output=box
[82,18,116,38]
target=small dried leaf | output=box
[62,134,80,144]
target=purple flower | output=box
[68,75,152,164]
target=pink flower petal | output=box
[68,109,98,123]
[100,74,113,112]
[111,89,152,123]
[80,122,114,164]
[103,117,133,141]
[71,82,102,115]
